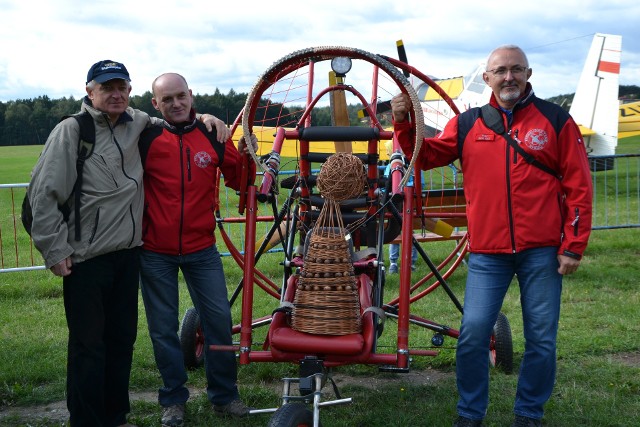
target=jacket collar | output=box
[162,108,198,134]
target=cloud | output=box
[0,0,638,103]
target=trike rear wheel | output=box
[490,311,513,374]
[267,403,319,427]
[179,307,204,369]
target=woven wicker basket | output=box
[291,153,366,336]
[291,233,362,335]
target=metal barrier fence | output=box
[0,183,45,272]
[589,154,640,230]
[1,154,638,273]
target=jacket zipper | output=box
[178,137,185,255]
[187,147,192,181]
[511,129,519,164]
[110,127,138,189]
[505,125,517,252]
[109,121,140,243]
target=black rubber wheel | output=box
[490,312,513,374]
[179,307,205,369]
[382,192,403,244]
[267,403,318,427]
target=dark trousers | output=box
[63,248,139,427]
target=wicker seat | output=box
[267,153,379,359]
[268,272,375,357]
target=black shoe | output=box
[512,415,542,427]
[453,416,483,427]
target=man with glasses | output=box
[391,45,592,427]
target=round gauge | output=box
[331,57,352,76]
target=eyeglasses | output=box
[486,66,529,77]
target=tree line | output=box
[0,88,371,147]
[1,85,637,147]
[547,85,639,111]
[0,89,245,146]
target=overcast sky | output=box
[1,0,638,104]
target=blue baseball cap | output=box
[86,60,131,84]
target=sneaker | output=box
[512,415,542,427]
[411,264,417,271]
[213,398,253,418]
[453,416,483,427]
[161,404,185,427]
[389,263,398,274]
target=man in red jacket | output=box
[138,73,256,427]
[391,45,592,427]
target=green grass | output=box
[0,145,42,184]
[1,230,638,426]
[0,143,639,426]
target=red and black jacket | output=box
[139,116,254,255]
[395,85,592,258]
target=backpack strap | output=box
[23,113,95,240]
[456,108,480,168]
[480,105,562,180]
[64,112,96,241]
[480,104,506,134]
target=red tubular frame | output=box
[210,47,474,371]
[239,185,258,364]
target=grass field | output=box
[0,141,639,426]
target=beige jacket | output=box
[29,98,159,268]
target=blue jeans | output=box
[388,243,418,265]
[456,246,562,421]
[139,245,239,407]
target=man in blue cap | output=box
[27,60,229,426]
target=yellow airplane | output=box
[231,34,634,159]
[231,128,383,158]
[619,100,640,139]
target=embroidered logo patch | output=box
[524,129,548,151]
[194,151,211,168]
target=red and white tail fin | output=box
[569,33,622,156]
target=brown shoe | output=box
[213,398,253,417]
[161,403,185,427]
